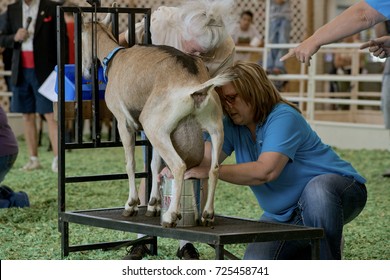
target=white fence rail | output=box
[236,43,388,150]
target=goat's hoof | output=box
[161,221,177,228]
[148,197,160,206]
[201,218,214,226]
[125,198,141,209]
[202,210,214,220]
[160,212,181,227]
[201,211,215,226]
[145,209,160,217]
[145,203,161,217]
[122,208,138,217]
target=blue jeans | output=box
[0,153,18,183]
[381,59,390,129]
[244,174,367,260]
[11,68,53,114]
[267,18,291,71]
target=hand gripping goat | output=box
[81,14,234,227]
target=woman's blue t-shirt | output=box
[219,104,366,222]
[365,0,390,19]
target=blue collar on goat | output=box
[102,46,125,82]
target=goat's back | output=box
[105,44,209,169]
[105,44,210,110]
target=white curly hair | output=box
[179,0,237,52]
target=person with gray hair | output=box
[119,0,236,77]
[119,0,237,260]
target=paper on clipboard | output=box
[38,70,58,102]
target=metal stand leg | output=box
[311,238,320,259]
[214,245,224,260]
[61,221,69,258]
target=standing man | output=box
[267,0,291,75]
[372,20,390,177]
[0,0,66,172]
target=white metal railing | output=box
[235,42,385,128]
[0,70,12,97]
[0,69,15,114]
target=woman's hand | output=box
[157,166,173,184]
[280,36,320,66]
[184,166,211,180]
[159,165,211,182]
[360,36,390,58]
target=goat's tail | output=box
[202,72,237,89]
[191,72,237,107]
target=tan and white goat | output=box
[81,17,234,227]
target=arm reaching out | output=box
[280,1,387,66]
[360,36,390,58]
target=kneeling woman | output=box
[184,61,367,260]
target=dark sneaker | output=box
[123,244,151,260]
[382,169,390,177]
[176,243,200,260]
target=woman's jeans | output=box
[244,174,367,260]
[0,153,18,183]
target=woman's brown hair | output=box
[220,61,300,124]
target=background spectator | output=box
[231,10,262,62]
[0,105,18,184]
[373,20,390,177]
[0,0,67,173]
[267,0,291,75]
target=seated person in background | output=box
[330,34,364,92]
[231,10,262,62]
[0,105,18,184]
[181,61,367,260]
[0,105,29,209]
[328,34,365,110]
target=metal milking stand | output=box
[56,2,154,258]
[55,2,325,260]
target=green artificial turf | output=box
[0,134,389,260]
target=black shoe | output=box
[123,244,151,260]
[176,243,200,260]
[382,169,390,177]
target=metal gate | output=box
[56,4,155,258]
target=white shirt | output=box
[22,0,40,51]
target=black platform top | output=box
[61,207,324,246]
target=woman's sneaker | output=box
[22,159,42,171]
[51,156,58,173]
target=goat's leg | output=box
[160,155,186,228]
[143,128,185,227]
[145,148,162,217]
[198,118,223,225]
[116,125,139,217]
[201,130,221,225]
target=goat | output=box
[81,15,234,227]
